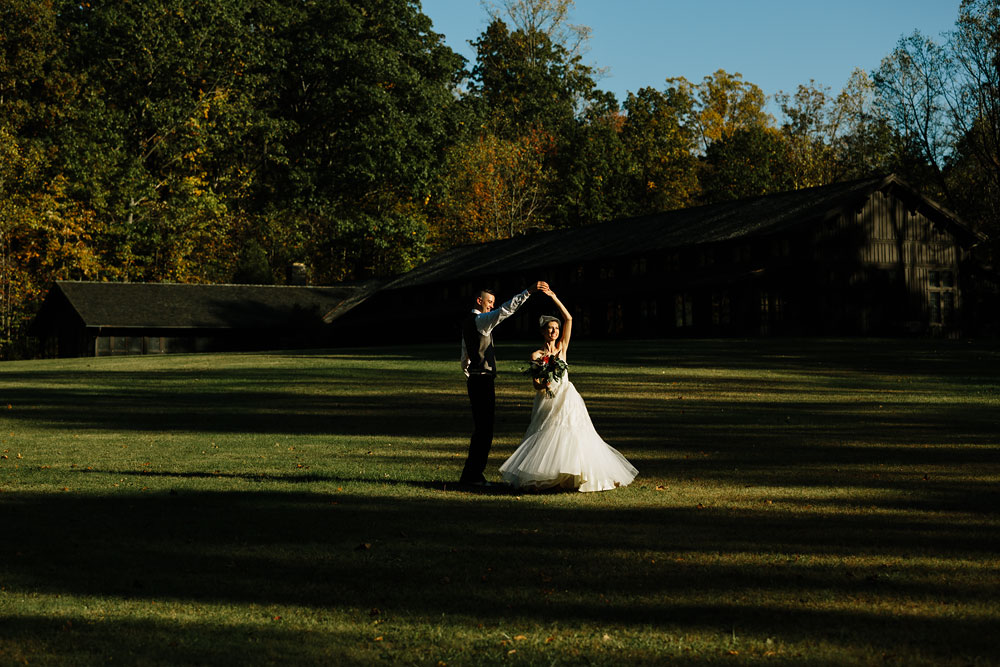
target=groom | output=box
[459,281,548,486]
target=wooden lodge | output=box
[29,281,376,358]
[28,175,988,358]
[335,175,986,342]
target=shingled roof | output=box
[385,174,981,290]
[32,280,378,332]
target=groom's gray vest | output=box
[463,311,496,376]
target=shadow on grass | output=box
[4,340,999,663]
[4,342,998,447]
[78,468,516,496]
[3,367,466,437]
[2,488,998,664]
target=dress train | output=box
[499,371,637,492]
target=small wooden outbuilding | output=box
[336,174,986,342]
[29,281,376,358]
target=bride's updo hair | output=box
[539,315,561,332]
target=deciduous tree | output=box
[701,126,793,202]
[432,129,553,247]
[620,86,700,214]
[666,70,771,154]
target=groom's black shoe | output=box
[459,474,486,485]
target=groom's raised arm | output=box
[475,282,547,336]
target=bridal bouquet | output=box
[523,354,568,398]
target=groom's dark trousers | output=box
[461,373,495,484]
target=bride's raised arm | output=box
[545,289,573,353]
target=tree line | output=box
[1,0,997,357]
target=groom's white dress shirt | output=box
[460,289,532,377]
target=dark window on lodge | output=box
[641,299,658,322]
[759,291,786,334]
[712,291,731,326]
[574,303,591,335]
[674,293,694,327]
[630,257,647,276]
[97,336,165,356]
[771,239,791,257]
[732,245,752,264]
[928,270,956,325]
[606,301,624,334]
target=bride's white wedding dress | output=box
[499,360,637,492]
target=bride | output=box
[499,288,638,492]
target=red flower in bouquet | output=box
[523,354,569,398]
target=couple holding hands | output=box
[459,281,637,492]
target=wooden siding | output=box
[809,190,963,334]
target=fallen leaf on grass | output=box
[514,635,527,641]
[355,543,371,551]
[655,485,667,491]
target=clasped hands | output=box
[530,281,557,298]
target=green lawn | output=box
[1,339,998,665]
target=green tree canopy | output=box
[701,126,793,202]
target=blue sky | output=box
[420,0,961,110]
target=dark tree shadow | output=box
[1,488,998,665]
